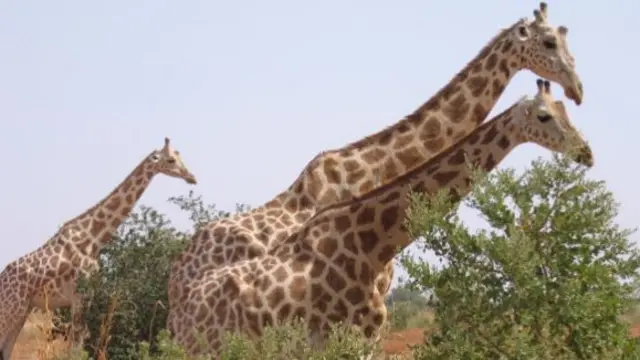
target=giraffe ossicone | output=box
[170,78,592,357]
[0,137,197,360]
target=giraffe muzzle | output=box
[563,77,583,106]
[562,70,584,106]
[572,145,593,168]
[183,173,197,184]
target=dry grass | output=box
[11,310,69,360]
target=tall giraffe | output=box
[0,137,197,360]
[171,78,593,357]
[167,2,584,332]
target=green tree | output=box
[72,191,250,359]
[386,284,432,330]
[401,154,640,359]
[386,284,429,307]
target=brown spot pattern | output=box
[424,137,445,153]
[501,39,513,53]
[492,79,505,97]
[362,148,386,164]
[358,230,380,253]
[433,171,459,186]
[396,147,422,169]
[90,220,106,237]
[380,206,400,232]
[467,76,489,97]
[334,215,352,232]
[345,286,365,304]
[356,207,376,225]
[316,237,338,257]
[323,162,342,184]
[447,149,466,166]
[326,267,347,292]
[481,125,499,144]
[484,53,498,71]
[498,59,510,78]
[443,94,471,124]
[484,153,497,170]
[497,135,510,149]
[343,160,360,172]
[421,117,441,139]
[472,104,488,124]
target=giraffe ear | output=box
[513,23,531,42]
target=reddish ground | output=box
[381,327,426,355]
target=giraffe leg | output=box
[0,293,31,360]
[1,323,24,360]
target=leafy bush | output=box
[70,191,248,359]
[55,320,378,360]
[401,154,640,359]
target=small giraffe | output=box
[167,2,584,332]
[171,79,593,357]
[0,137,196,360]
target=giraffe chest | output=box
[27,251,99,310]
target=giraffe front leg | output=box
[0,292,31,360]
[0,323,25,360]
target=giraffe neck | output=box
[344,24,520,164]
[57,154,156,254]
[295,22,522,209]
[302,104,523,272]
[248,24,523,218]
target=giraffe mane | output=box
[334,20,523,152]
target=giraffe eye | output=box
[543,40,557,49]
[167,158,176,164]
[537,114,552,123]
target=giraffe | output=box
[167,1,584,334]
[0,137,197,360]
[171,78,593,357]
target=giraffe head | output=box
[505,2,583,105]
[512,79,593,167]
[147,137,198,184]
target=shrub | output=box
[401,154,640,359]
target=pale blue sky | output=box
[0,1,637,286]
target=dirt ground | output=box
[11,312,640,359]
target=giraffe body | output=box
[167,2,584,333]
[171,79,593,357]
[0,138,196,360]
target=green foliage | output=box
[401,154,640,359]
[386,284,432,330]
[54,347,90,360]
[138,319,377,360]
[52,320,378,360]
[386,284,429,307]
[72,191,249,359]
